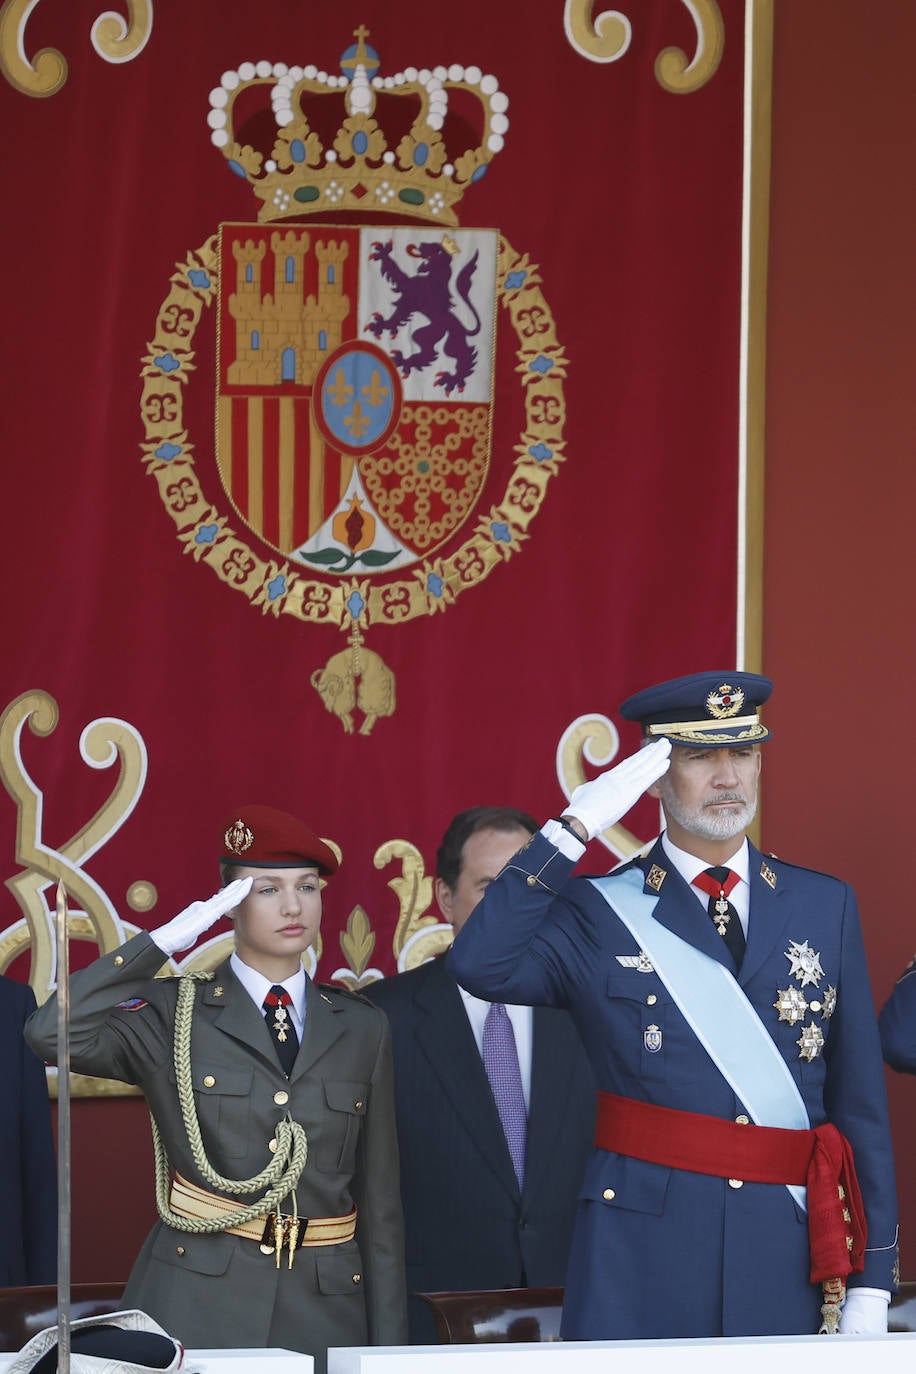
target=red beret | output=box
[220,804,339,876]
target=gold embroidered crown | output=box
[208,27,510,226]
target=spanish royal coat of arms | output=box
[140,29,567,733]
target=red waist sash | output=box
[595,1091,866,1283]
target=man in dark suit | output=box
[366,806,595,1344]
[0,973,57,1285]
[448,672,898,1342]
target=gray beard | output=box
[658,782,757,843]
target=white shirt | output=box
[455,983,533,1111]
[660,832,751,937]
[230,952,307,1037]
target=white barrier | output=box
[329,1332,916,1374]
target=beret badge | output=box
[224,819,255,855]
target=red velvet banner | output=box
[0,1,751,1041]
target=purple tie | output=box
[482,1002,527,1186]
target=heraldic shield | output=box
[141,31,567,736]
[216,224,498,572]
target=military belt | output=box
[169,1173,357,1256]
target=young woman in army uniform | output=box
[27,805,407,1372]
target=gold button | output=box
[176,1246,185,1256]
[260,1244,275,1255]
[646,994,657,1006]
[526,875,537,887]
[602,1188,616,1201]
[352,1273,362,1285]
[354,1100,364,1111]
[728,1178,743,1189]
[274,1090,289,1106]
[114,956,124,967]
[268,1138,278,1153]
[202,1075,215,1088]
[735,1114,749,1125]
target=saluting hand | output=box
[151,876,254,956]
[563,737,672,841]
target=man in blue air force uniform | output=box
[447,672,898,1340]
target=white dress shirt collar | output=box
[230,952,307,1035]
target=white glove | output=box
[151,876,253,956]
[564,738,672,841]
[837,1288,890,1334]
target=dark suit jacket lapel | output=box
[738,842,790,986]
[414,960,520,1196]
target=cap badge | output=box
[225,819,254,855]
[705,683,746,719]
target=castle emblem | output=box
[140,30,567,733]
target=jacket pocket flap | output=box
[580,1153,670,1216]
[151,1225,234,1275]
[316,1244,363,1295]
[169,1065,253,1096]
[323,1080,369,1114]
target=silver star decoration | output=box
[821,986,837,1019]
[785,939,824,988]
[797,1021,825,1061]
[774,986,809,1025]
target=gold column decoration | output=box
[0,690,149,994]
[557,713,650,862]
[0,0,153,97]
[655,1,724,94]
[563,0,631,63]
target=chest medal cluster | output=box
[774,939,837,1061]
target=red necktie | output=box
[693,866,745,967]
[263,985,299,1076]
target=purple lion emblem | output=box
[365,239,481,395]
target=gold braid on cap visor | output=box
[646,715,768,745]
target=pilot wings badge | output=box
[140,30,567,734]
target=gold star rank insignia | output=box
[785,939,824,988]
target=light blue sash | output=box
[591,867,808,1209]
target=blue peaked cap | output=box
[620,671,772,747]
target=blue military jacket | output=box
[446,833,898,1340]
[880,958,916,1073]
